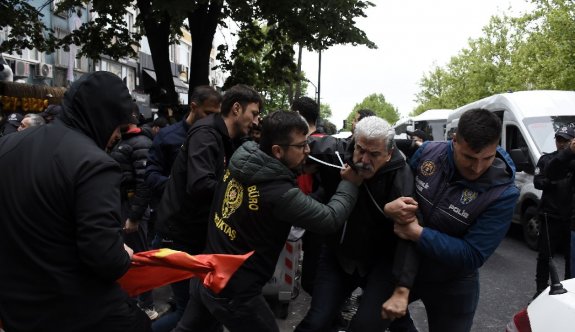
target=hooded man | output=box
[0,71,151,332]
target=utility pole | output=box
[317,50,322,106]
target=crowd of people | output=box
[0,71,530,332]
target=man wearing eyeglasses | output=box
[532,126,574,298]
[174,110,362,332]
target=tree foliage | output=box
[414,0,575,114]
[344,93,399,130]
[2,0,376,106]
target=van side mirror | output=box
[509,148,534,174]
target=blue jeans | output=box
[410,271,479,332]
[175,278,269,332]
[295,246,396,332]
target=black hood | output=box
[59,71,133,149]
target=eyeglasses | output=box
[279,140,309,149]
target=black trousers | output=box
[535,213,571,291]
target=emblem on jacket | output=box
[420,160,436,176]
[222,178,243,219]
[460,188,478,205]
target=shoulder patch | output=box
[420,160,436,177]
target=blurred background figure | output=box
[18,113,45,131]
[41,105,61,123]
[1,113,23,136]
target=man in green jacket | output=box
[174,110,363,332]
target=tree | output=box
[413,0,575,111]
[344,93,399,130]
[2,0,376,106]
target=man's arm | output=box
[145,133,170,195]
[125,137,152,232]
[186,129,222,198]
[76,161,131,281]
[533,155,549,190]
[395,186,519,271]
[546,147,575,181]
[275,166,361,233]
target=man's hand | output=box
[124,243,134,260]
[381,286,409,321]
[123,218,139,233]
[340,164,363,186]
[384,197,418,224]
[394,221,423,242]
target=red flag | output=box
[118,249,253,297]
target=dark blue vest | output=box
[415,142,508,237]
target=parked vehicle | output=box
[393,109,451,141]
[445,90,575,249]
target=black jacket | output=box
[110,127,153,221]
[544,148,575,230]
[309,135,419,287]
[0,72,132,331]
[534,150,572,220]
[156,113,234,249]
[207,141,358,297]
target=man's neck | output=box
[308,123,317,134]
[223,114,236,138]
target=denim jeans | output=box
[175,278,271,332]
[295,246,397,332]
[410,271,479,332]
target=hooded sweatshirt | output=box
[0,71,133,331]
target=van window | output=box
[506,125,528,152]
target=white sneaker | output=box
[143,307,159,320]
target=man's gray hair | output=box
[23,113,45,127]
[354,116,395,151]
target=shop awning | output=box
[143,69,189,93]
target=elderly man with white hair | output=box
[18,113,45,131]
[296,116,420,332]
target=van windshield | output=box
[524,116,575,154]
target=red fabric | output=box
[297,132,326,194]
[118,249,253,297]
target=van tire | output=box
[522,206,539,251]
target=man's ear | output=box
[232,102,240,116]
[271,145,283,159]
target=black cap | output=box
[406,129,428,141]
[6,113,23,127]
[555,126,575,140]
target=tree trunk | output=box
[188,1,223,102]
[137,0,178,106]
[294,43,303,100]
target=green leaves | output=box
[345,93,399,130]
[414,0,575,113]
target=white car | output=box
[506,278,575,331]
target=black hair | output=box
[190,85,222,105]
[153,116,169,128]
[259,110,309,155]
[357,108,375,121]
[291,96,320,125]
[456,108,501,151]
[221,84,263,116]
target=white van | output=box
[394,109,451,141]
[446,90,575,249]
